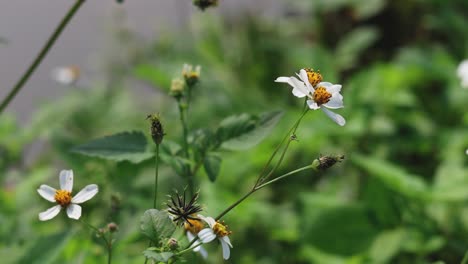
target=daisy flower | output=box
[198,216,233,260]
[275,68,346,126]
[185,217,208,259]
[37,170,98,221]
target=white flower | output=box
[198,216,233,260]
[37,170,98,221]
[275,68,346,126]
[457,60,468,88]
[184,217,208,259]
[51,66,80,85]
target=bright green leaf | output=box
[140,209,176,243]
[143,250,174,263]
[204,153,222,182]
[218,110,283,150]
[72,131,154,163]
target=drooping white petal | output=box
[39,205,62,221]
[200,216,216,228]
[66,204,82,219]
[324,93,344,109]
[37,184,57,202]
[220,238,231,260]
[221,235,233,248]
[72,184,98,204]
[186,232,202,252]
[325,84,342,94]
[198,246,208,259]
[59,170,73,192]
[198,228,217,243]
[306,100,321,110]
[321,108,346,126]
[274,76,291,84]
[298,69,315,92]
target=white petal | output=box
[324,93,344,109]
[317,81,333,88]
[325,84,342,94]
[299,69,315,91]
[200,216,216,228]
[59,170,73,192]
[198,228,217,243]
[222,235,233,248]
[37,184,57,202]
[66,204,82,219]
[457,60,468,78]
[306,100,320,110]
[39,205,62,221]
[198,246,208,259]
[72,184,98,204]
[220,238,231,260]
[321,108,346,126]
[187,231,202,252]
[274,76,291,83]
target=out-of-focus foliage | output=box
[1,0,468,263]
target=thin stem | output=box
[462,251,468,264]
[177,99,194,196]
[255,165,314,190]
[79,219,113,264]
[153,144,160,208]
[215,189,256,221]
[0,0,85,114]
[107,233,113,264]
[176,242,204,256]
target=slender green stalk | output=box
[462,251,468,264]
[215,189,256,221]
[177,99,194,196]
[79,219,113,264]
[0,0,85,114]
[153,144,160,208]
[176,242,204,256]
[255,164,314,190]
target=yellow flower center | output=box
[313,86,332,106]
[213,221,232,237]
[54,190,72,207]
[305,68,323,87]
[184,218,204,235]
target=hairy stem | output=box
[153,144,160,208]
[0,0,85,114]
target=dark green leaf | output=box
[72,131,154,163]
[204,153,222,182]
[140,209,176,243]
[143,250,174,263]
[217,110,283,151]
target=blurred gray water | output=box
[0,0,280,123]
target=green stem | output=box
[177,99,194,196]
[176,242,204,256]
[107,233,113,264]
[255,164,314,190]
[0,0,85,114]
[462,251,468,264]
[153,144,160,208]
[79,219,113,264]
[255,107,308,187]
[215,189,255,221]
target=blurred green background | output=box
[1,0,468,263]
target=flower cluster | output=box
[275,68,346,126]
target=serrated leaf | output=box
[352,155,430,200]
[217,110,283,151]
[204,153,222,182]
[143,251,174,263]
[140,209,176,243]
[72,131,154,163]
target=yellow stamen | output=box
[305,68,323,87]
[213,221,232,237]
[313,86,332,105]
[54,190,72,206]
[184,218,204,235]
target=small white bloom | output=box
[37,170,98,221]
[198,216,233,260]
[183,216,209,259]
[275,68,346,126]
[51,66,80,85]
[457,60,468,88]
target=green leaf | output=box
[217,110,283,151]
[15,231,71,264]
[72,131,154,163]
[335,27,379,70]
[352,155,430,200]
[140,209,176,243]
[204,153,222,182]
[368,228,406,263]
[143,251,174,263]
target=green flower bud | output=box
[312,154,345,171]
[170,78,185,99]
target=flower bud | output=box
[193,0,218,11]
[146,114,164,145]
[107,222,119,233]
[170,78,185,98]
[312,154,345,171]
[182,64,201,87]
[167,238,179,250]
